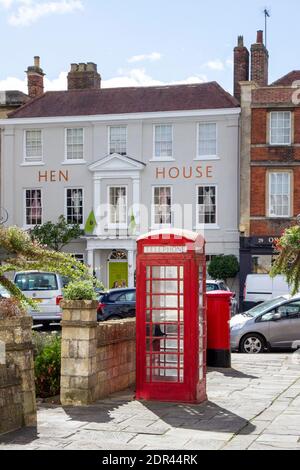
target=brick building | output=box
[235,30,300,306]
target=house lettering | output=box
[38,170,69,183]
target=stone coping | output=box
[61,300,99,309]
[61,320,98,329]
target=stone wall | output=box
[0,365,23,435]
[0,315,37,435]
[60,301,136,406]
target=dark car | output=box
[97,288,136,321]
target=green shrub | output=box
[63,280,98,301]
[34,334,61,398]
[208,255,240,282]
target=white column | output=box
[132,178,140,235]
[87,249,94,275]
[93,178,101,235]
[94,250,101,281]
[128,250,135,288]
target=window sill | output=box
[107,224,128,230]
[62,160,87,165]
[267,216,291,220]
[269,143,291,147]
[21,162,45,167]
[195,225,220,230]
[194,156,220,161]
[149,158,175,162]
[151,225,173,230]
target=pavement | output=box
[1,353,300,450]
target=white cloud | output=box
[203,58,234,72]
[203,59,225,71]
[0,68,208,92]
[127,52,162,64]
[0,0,84,27]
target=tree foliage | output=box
[30,215,84,252]
[0,225,92,308]
[270,225,300,295]
[208,255,240,282]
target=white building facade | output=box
[0,69,240,289]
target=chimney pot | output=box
[237,35,244,47]
[34,56,40,68]
[257,30,264,44]
[67,62,101,90]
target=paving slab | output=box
[1,353,300,450]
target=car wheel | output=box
[240,334,266,354]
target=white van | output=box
[14,271,69,325]
[243,274,295,310]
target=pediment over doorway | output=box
[88,153,146,173]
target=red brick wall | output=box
[252,87,295,105]
[251,167,266,217]
[251,109,267,144]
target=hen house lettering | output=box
[156,165,213,179]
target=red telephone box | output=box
[136,229,207,404]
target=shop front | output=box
[239,236,278,308]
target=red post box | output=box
[135,229,207,404]
[206,291,232,368]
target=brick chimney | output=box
[251,30,269,87]
[67,62,101,90]
[233,35,249,102]
[26,56,45,99]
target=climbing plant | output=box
[270,225,300,295]
[0,225,92,308]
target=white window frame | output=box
[268,171,292,218]
[24,129,43,164]
[107,185,128,229]
[196,122,218,160]
[108,125,128,156]
[196,185,218,228]
[64,187,85,228]
[23,188,43,228]
[151,185,173,229]
[64,128,85,163]
[269,111,292,146]
[152,124,174,161]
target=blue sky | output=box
[0,0,299,94]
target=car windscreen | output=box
[206,283,219,292]
[246,297,286,318]
[15,273,58,292]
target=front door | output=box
[109,262,128,289]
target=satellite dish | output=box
[0,208,8,225]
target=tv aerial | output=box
[263,8,271,48]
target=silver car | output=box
[230,295,300,354]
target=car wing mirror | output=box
[272,313,282,322]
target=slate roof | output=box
[8,82,239,119]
